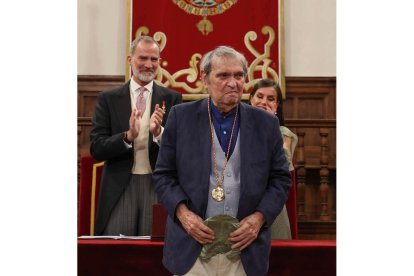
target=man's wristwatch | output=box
[123,131,132,145]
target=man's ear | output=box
[200,71,207,83]
[127,55,132,65]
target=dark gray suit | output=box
[153,98,291,276]
[90,80,182,236]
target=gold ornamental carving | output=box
[135,26,280,95]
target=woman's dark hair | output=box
[248,79,285,126]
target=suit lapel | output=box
[198,98,212,215]
[239,103,253,203]
[148,82,167,147]
[115,81,132,131]
[151,82,162,115]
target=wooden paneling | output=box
[283,77,336,239]
[77,75,337,240]
[298,221,336,240]
[285,77,336,169]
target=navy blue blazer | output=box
[153,98,292,276]
[90,80,182,235]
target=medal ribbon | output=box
[207,97,238,201]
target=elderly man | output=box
[153,46,291,276]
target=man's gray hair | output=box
[129,35,160,55]
[200,46,248,76]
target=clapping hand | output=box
[126,109,142,141]
[150,104,165,137]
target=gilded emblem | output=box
[212,187,225,201]
[172,0,238,35]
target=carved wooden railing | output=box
[295,130,307,221]
[319,128,330,221]
[287,118,336,239]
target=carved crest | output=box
[172,0,238,35]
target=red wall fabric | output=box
[131,0,281,95]
[78,156,103,236]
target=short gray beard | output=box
[131,66,156,83]
[136,72,155,83]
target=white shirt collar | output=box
[130,78,154,94]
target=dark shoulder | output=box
[172,98,205,112]
[240,102,279,125]
[241,102,274,118]
[177,98,205,108]
[154,82,182,98]
[99,81,129,98]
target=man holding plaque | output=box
[153,46,291,276]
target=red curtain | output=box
[130,0,282,95]
[78,156,104,236]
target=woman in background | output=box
[249,79,298,239]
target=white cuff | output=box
[152,126,164,145]
[123,140,133,148]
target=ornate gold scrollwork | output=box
[132,26,279,95]
[197,16,213,36]
[244,25,279,91]
[159,53,204,94]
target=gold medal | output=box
[212,187,225,202]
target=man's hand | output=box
[176,203,215,244]
[228,211,265,251]
[126,109,142,141]
[150,104,165,137]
